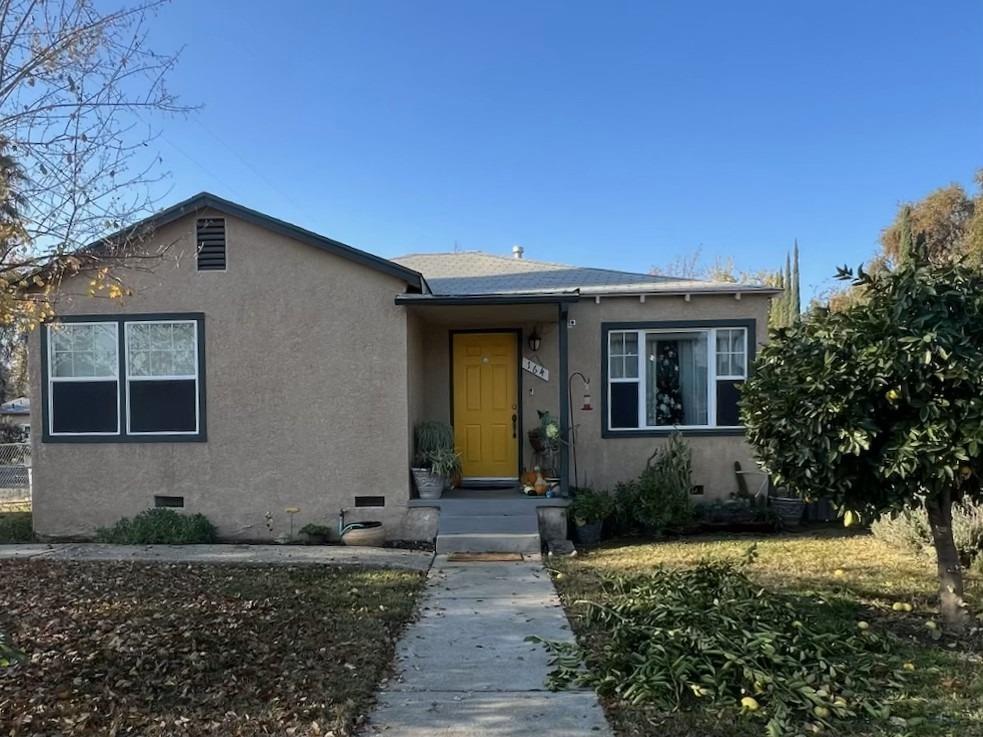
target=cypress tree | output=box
[898,206,914,264]
[791,240,800,316]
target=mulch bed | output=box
[0,560,425,737]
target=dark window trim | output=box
[600,319,755,439]
[41,312,207,444]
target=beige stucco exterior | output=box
[567,294,772,497]
[30,209,416,540]
[29,202,773,540]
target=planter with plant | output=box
[769,488,806,527]
[529,410,563,477]
[570,487,614,545]
[411,420,461,499]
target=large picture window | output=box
[43,314,205,442]
[605,324,750,433]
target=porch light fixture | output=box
[527,328,542,353]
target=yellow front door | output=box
[452,332,518,479]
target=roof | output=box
[90,192,427,292]
[391,251,780,297]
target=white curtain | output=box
[676,334,708,425]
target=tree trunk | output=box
[925,491,970,634]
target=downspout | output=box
[558,303,570,496]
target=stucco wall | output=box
[566,293,773,498]
[30,210,414,540]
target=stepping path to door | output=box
[363,554,613,737]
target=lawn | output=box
[552,528,983,737]
[0,560,425,736]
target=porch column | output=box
[558,303,570,496]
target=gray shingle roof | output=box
[392,251,778,297]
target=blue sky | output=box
[145,1,982,300]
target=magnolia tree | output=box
[741,258,983,634]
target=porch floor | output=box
[408,486,570,509]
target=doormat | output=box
[447,552,525,562]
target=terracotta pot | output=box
[342,522,386,547]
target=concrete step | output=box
[439,514,539,535]
[412,498,569,517]
[436,532,542,554]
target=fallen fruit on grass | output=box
[857,621,870,630]
[833,568,846,577]
[813,706,831,719]
[892,602,913,612]
[903,662,916,671]
[843,510,857,527]
[740,696,760,711]
[925,620,938,630]
[555,572,566,581]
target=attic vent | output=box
[196,218,226,271]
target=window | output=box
[44,314,205,442]
[125,321,200,434]
[605,324,750,432]
[196,218,226,271]
[48,323,120,435]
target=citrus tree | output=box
[741,257,983,634]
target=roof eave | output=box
[395,291,580,306]
[85,192,426,291]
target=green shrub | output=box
[532,550,906,736]
[871,499,983,566]
[299,523,333,542]
[0,512,32,543]
[635,432,695,533]
[607,435,695,535]
[569,488,614,526]
[96,508,217,544]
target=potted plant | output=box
[570,487,614,545]
[770,486,806,527]
[529,410,563,476]
[411,421,461,499]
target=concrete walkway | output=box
[0,543,433,571]
[364,555,612,737]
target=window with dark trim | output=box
[605,324,749,432]
[43,314,206,443]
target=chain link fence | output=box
[0,442,31,509]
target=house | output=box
[28,193,778,546]
[0,397,30,439]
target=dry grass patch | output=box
[0,560,424,736]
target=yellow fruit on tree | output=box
[741,696,760,711]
